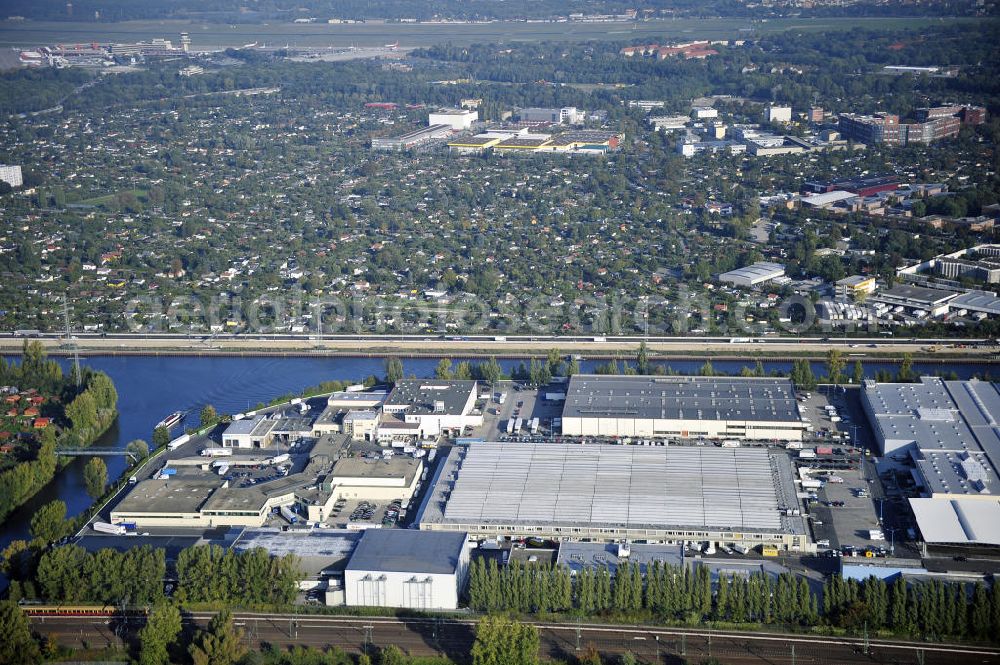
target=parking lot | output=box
[477,381,565,441]
[326,498,405,529]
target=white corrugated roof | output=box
[801,190,857,207]
[909,497,1000,545]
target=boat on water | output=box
[156,411,186,430]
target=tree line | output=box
[175,544,301,606]
[468,557,1000,642]
[3,541,301,609]
[825,575,1000,641]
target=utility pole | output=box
[863,621,869,655]
[575,618,581,651]
[791,643,796,665]
[363,625,373,657]
[680,633,686,657]
[654,634,659,664]
[63,294,81,388]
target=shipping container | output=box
[200,448,232,457]
[167,434,191,450]
[816,446,834,456]
[280,505,298,524]
[93,521,126,535]
[761,545,779,557]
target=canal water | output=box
[0,353,993,559]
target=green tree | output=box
[30,499,68,544]
[127,439,151,460]
[83,457,107,500]
[479,357,502,385]
[636,341,650,375]
[826,349,845,386]
[385,356,404,384]
[189,609,247,665]
[471,615,539,665]
[897,353,914,382]
[378,645,407,665]
[138,602,182,665]
[853,360,864,385]
[0,600,41,665]
[435,358,453,379]
[199,404,218,428]
[152,424,171,448]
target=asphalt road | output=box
[30,613,1000,665]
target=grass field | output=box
[0,16,979,50]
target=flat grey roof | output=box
[224,416,270,436]
[114,478,217,514]
[384,379,476,416]
[232,528,358,558]
[951,290,1000,314]
[432,443,801,534]
[863,377,1000,496]
[332,456,420,484]
[562,375,800,423]
[556,542,683,576]
[231,528,360,577]
[878,284,958,306]
[346,529,467,575]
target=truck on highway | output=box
[167,434,190,451]
[270,453,290,465]
[201,448,233,457]
[93,521,126,535]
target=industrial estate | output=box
[2,4,1000,663]
[57,371,997,614]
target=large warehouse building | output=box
[861,377,1000,551]
[560,375,807,441]
[418,442,811,552]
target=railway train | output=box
[19,604,149,617]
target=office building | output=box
[418,442,811,552]
[838,110,963,146]
[559,374,805,441]
[381,380,480,439]
[835,275,877,299]
[345,529,471,610]
[518,107,580,125]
